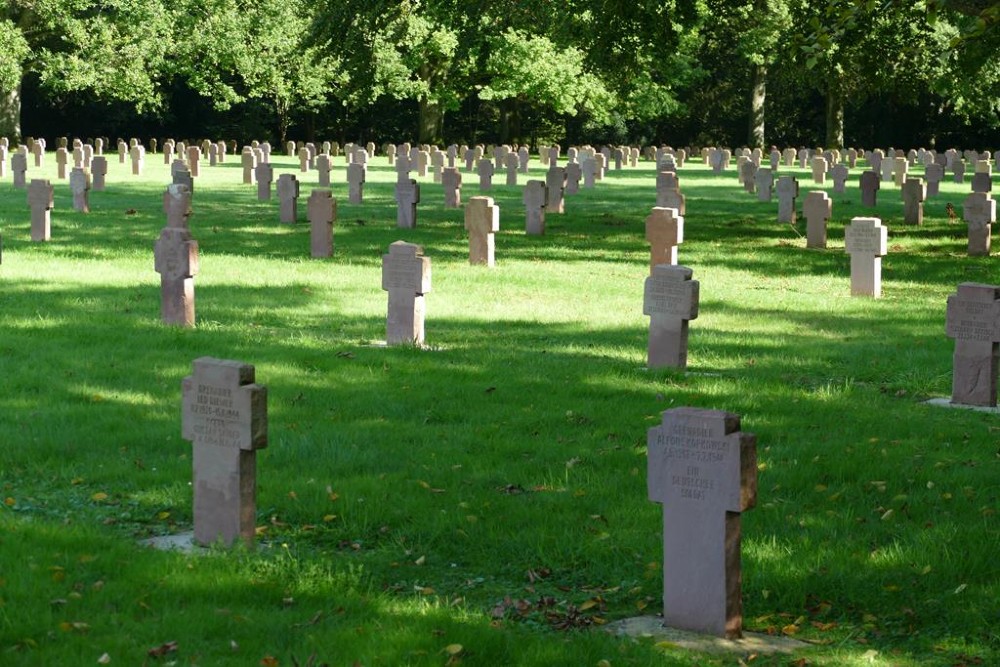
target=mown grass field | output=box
[0,145,996,666]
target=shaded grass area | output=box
[0,153,997,666]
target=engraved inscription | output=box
[846,227,881,253]
[645,279,693,317]
[948,299,1000,342]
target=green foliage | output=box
[479,29,614,121]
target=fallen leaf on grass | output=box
[91,492,108,502]
[97,653,111,664]
[260,657,279,667]
[59,621,90,633]
[442,644,463,656]
[147,640,178,657]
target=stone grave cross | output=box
[154,184,199,326]
[382,241,432,345]
[181,357,268,548]
[464,196,499,266]
[645,207,684,271]
[803,191,832,249]
[307,189,336,258]
[647,407,757,638]
[844,217,887,298]
[643,264,699,369]
[775,175,798,224]
[962,191,995,257]
[945,283,1000,407]
[28,179,54,242]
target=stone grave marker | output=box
[69,167,91,213]
[755,168,774,202]
[276,174,300,223]
[395,178,420,229]
[860,171,880,207]
[844,217,887,297]
[971,172,992,193]
[545,166,567,214]
[208,143,218,166]
[12,152,27,188]
[28,179,54,242]
[56,147,68,179]
[255,163,273,200]
[72,146,83,169]
[646,207,684,271]
[945,283,1000,406]
[173,164,193,192]
[880,155,893,182]
[963,191,995,257]
[477,158,494,191]
[187,146,201,177]
[582,158,597,188]
[465,196,499,266]
[657,172,686,214]
[643,265,699,369]
[309,153,327,187]
[308,189,336,258]
[382,241,431,345]
[163,140,175,165]
[925,163,943,197]
[154,184,199,326]
[902,178,926,224]
[831,164,849,194]
[416,150,429,177]
[953,160,966,184]
[181,357,268,548]
[347,163,366,204]
[505,152,518,186]
[91,157,108,190]
[442,167,461,208]
[386,144,397,166]
[565,161,582,195]
[892,156,908,187]
[518,146,530,172]
[647,407,757,637]
[740,160,757,194]
[811,156,827,185]
[776,175,798,224]
[118,140,128,164]
[130,145,145,176]
[803,191,832,249]
[523,180,547,235]
[32,141,44,168]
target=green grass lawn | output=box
[0,147,997,666]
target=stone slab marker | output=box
[643,265,699,369]
[830,164,849,194]
[91,157,108,190]
[465,196,499,266]
[776,175,798,224]
[154,184,199,326]
[647,407,757,638]
[523,180,547,235]
[307,189,336,258]
[810,156,827,184]
[646,207,684,271]
[945,283,1000,407]
[11,152,26,188]
[181,357,268,548]
[860,171,880,207]
[316,154,331,187]
[28,179,54,242]
[69,167,91,213]
[255,163,273,200]
[442,167,461,208]
[348,163,365,204]
[382,241,432,345]
[754,168,773,202]
[925,163,943,197]
[242,147,257,184]
[395,179,420,229]
[963,191,995,256]
[803,191,831,249]
[844,217,887,298]
[276,174,300,223]
[902,178,925,224]
[546,167,567,214]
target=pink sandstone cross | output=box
[181,357,268,548]
[647,407,757,638]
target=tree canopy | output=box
[6,0,1000,147]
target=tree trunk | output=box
[418,97,442,144]
[0,80,23,143]
[748,63,766,148]
[825,71,844,149]
[498,100,512,144]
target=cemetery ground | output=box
[0,150,997,667]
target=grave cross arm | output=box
[182,357,268,452]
